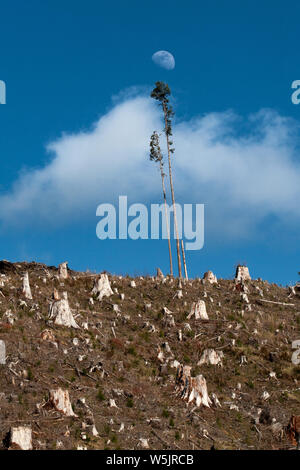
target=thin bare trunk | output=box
[181,239,188,280]
[160,161,173,276]
[163,103,182,278]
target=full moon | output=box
[152,50,175,70]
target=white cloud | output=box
[1,92,300,240]
[173,109,300,237]
[0,96,161,227]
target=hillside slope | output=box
[0,261,299,450]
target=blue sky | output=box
[0,0,300,284]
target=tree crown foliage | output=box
[151,81,174,139]
[149,131,163,164]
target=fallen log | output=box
[257,299,295,307]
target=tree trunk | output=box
[181,239,188,280]
[159,161,173,276]
[163,102,182,279]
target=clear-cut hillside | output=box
[0,260,299,450]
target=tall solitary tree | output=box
[151,81,182,278]
[150,131,173,276]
